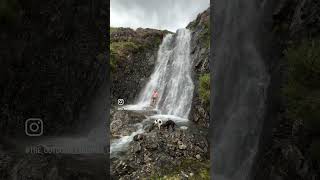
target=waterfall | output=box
[211,1,271,180]
[135,28,194,119]
[111,28,194,155]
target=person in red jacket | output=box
[151,89,159,107]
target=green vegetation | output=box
[282,39,320,162]
[109,27,166,72]
[187,21,197,31]
[110,53,116,71]
[111,41,140,55]
[199,73,210,104]
[109,27,144,71]
[282,39,320,132]
[110,27,118,33]
[150,159,210,180]
[110,40,142,71]
[200,20,210,48]
[110,43,117,71]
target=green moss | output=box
[200,21,210,48]
[199,168,210,179]
[109,40,142,72]
[111,41,140,55]
[110,59,115,69]
[188,21,198,31]
[109,42,116,72]
[110,27,118,33]
[153,36,162,48]
[199,73,210,104]
[151,159,210,180]
[282,39,320,133]
[109,28,168,72]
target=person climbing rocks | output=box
[151,89,159,107]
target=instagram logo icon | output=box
[25,118,43,136]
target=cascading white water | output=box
[135,28,194,119]
[110,123,144,157]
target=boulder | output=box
[111,125,209,179]
[178,141,187,150]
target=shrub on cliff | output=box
[151,159,210,180]
[110,41,140,71]
[282,39,320,163]
[109,27,168,72]
[200,21,210,48]
[199,73,210,104]
[111,41,140,56]
[282,39,320,133]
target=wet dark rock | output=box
[143,123,156,132]
[178,141,187,150]
[110,109,147,137]
[111,109,148,124]
[133,134,145,141]
[255,0,320,179]
[9,154,107,179]
[111,127,209,179]
[11,154,58,180]
[113,160,135,177]
[187,8,210,128]
[111,28,171,105]
[110,120,123,136]
[132,143,142,153]
[0,148,13,179]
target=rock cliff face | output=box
[188,8,210,127]
[255,0,320,179]
[110,28,170,105]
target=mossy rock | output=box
[110,27,118,34]
[151,159,210,180]
[111,41,141,56]
[200,20,210,48]
[282,39,320,132]
[199,73,210,104]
